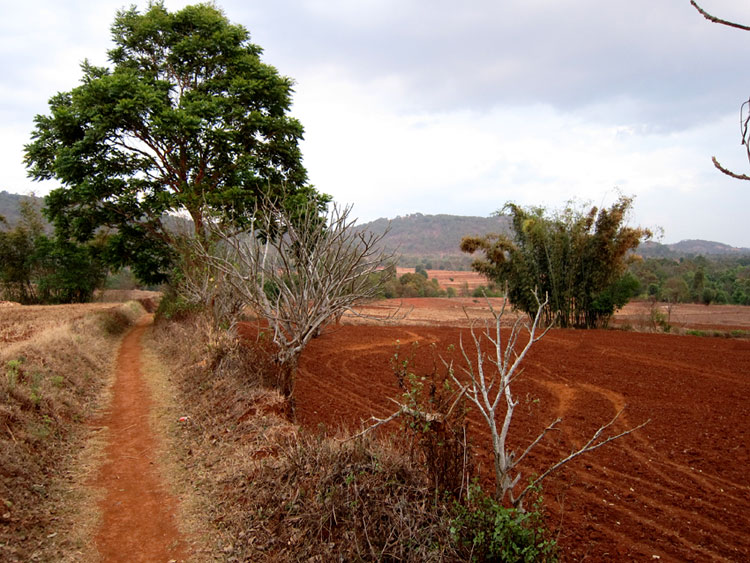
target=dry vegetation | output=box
[148,314,553,561]
[0,300,147,561]
[0,291,159,345]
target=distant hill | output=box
[0,191,47,227]
[358,213,511,269]
[3,191,749,265]
[358,213,750,268]
[638,239,750,258]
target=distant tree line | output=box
[0,200,107,304]
[629,255,750,305]
[377,264,503,299]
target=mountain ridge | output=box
[3,191,748,265]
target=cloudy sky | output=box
[3,0,750,246]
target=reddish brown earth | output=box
[90,316,188,562]
[296,300,750,561]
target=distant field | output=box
[395,267,490,291]
[0,290,160,344]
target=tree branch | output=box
[712,156,750,180]
[514,410,650,507]
[690,1,750,31]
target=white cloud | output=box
[3,0,750,246]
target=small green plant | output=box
[29,415,53,441]
[6,358,23,388]
[450,482,557,562]
[649,305,671,333]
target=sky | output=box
[3,0,750,246]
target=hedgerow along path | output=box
[90,314,188,562]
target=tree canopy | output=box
[25,2,323,283]
[0,200,107,304]
[461,196,651,328]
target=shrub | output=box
[450,482,557,562]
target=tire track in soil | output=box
[533,368,750,558]
[90,315,188,562]
[295,323,750,561]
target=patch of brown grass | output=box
[0,303,115,344]
[0,301,146,562]
[148,315,469,561]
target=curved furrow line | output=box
[625,447,750,499]
[466,396,750,530]
[562,466,750,549]
[555,482,748,561]
[587,344,745,386]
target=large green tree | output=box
[461,196,651,328]
[25,2,321,283]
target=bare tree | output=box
[691,0,750,180]
[357,290,648,510]
[172,237,246,363]
[194,198,395,399]
[447,291,648,508]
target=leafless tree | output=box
[357,289,648,510]
[691,0,750,180]
[447,290,648,508]
[193,197,396,399]
[172,237,245,362]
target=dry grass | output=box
[0,290,159,345]
[147,315,474,561]
[0,300,146,562]
[0,303,115,344]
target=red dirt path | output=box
[295,305,750,561]
[90,316,188,562]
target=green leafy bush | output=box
[450,483,557,562]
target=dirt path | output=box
[90,315,188,562]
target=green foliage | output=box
[6,359,23,389]
[472,284,505,298]
[155,285,201,320]
[449,482,557,562]
[0,200,107,303]
[462,196,650,328]
[25,2,325,284]
[629,255,750,305]
[383,272,447,298]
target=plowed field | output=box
[295,300,750,561]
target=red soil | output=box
[295,302,750,561]
[90,316,188,562]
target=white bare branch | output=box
[189,193,397,398]
[449,288,647,509]
[514,410,650,508]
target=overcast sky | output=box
[3,0,750,246]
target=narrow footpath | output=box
[90,315,188,562]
